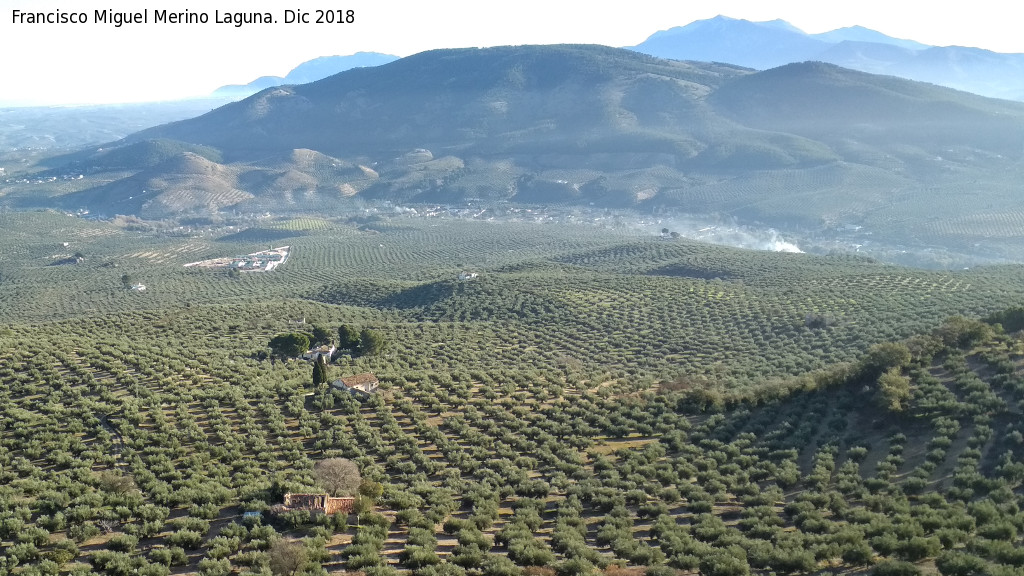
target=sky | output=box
[1,0,1022,106]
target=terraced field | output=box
[4,213,1024,576]
[4,309,1024,576]
[4,212,1024,381]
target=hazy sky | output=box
[1,0,1021,106]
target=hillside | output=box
[64,152,252,218]
[2,212,1023,385]
[710,62,1024,143]
[8,44,1024,263]
[136,45,750,160]
[4,212,1024,574]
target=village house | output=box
[301,344,336,361]
[281,493,355,515]
[331,372,379,396]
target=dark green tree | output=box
[859,342,912,379]
[985,306,1024,332]
[934,315,994,348]
[312,355,329,389]
[311,325,333,346]
[359,479,384,501]
[269,333,311,358]
[359,329,386,356]
[338,325,360,352]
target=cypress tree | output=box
[312,354,329,388]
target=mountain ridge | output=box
[211,51,399,99]
[630,15,1024,101]
[13,44,1024,263]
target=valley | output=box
[5,46,1024,268]
[3,32,1024,576]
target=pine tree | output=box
[338,324,360,352]
[359,328,386,356]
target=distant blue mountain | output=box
[814,41,920,75]
[811,25,929,51]
[282,53,398,84]
[635,16,829,70]
[630,16,1024,101]
[213,52,398,98]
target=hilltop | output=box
[211,52,399,99]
